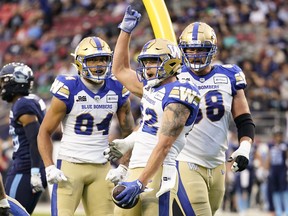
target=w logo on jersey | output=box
[167,44,181,59]
[170,86,200,105]
[50,79,70,98]
[179,87,199,104]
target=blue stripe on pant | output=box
[176,161,196,216]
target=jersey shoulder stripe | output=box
[165,80,200,108]
[214,64,247,90]
[50,75,79,99]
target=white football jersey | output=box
[177,64,247,168]
[129,80,200,168]
[50,75,129,163]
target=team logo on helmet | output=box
[0,62,34,102]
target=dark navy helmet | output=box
[0,62,34,102]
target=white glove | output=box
[156,165,177,198]
[255,167,268,182]
[228,140,251,172]
[0,198,10,208]
[45,165,67,184]
[0,198,10,216]
[31,168,45,193]
[103,132,137,162]
[105,164,128,185]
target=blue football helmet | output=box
[0,62,34,102]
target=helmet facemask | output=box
[77,54,112,83]
[136,55,169,88]
[180,41,217,72]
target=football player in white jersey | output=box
[176,22,255,216]
[37,36,135,216]
[105,6,200,216]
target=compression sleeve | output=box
[234,113,255,142]
[24,121,42,168]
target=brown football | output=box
[112,185,126,199]
[111,185,139,209]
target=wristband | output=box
[124,132,137,149]
[31,167,40,175]
[239,140,251,158]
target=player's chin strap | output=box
[156,165,177,198]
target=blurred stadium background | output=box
[0,0,287,215]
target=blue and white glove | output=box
[106,164,128,185]
[228,140,251,172]
[118,5,141,34]
[31,168,45,193]
[45,165,67,184]
[116,180,143,207]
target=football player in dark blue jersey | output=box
[266,127,288,216]
[0,62,47,214]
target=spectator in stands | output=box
[266,126,288,216]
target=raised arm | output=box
[112,6,143,97]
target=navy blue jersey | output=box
[8,94,46,173]
[268,142,288,191]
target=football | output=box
[111,185,139,209]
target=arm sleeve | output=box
[24,121,42,168]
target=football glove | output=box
[106,164,128,185]
[0,207,10,216]
[45,165,67,184]
[118,5,141,34]
[116,180,143,208]
[31,168,45,193]
[156,165,177,198]
[103,132,137,162]
[228,140,251,172]
[0,198,10,216]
